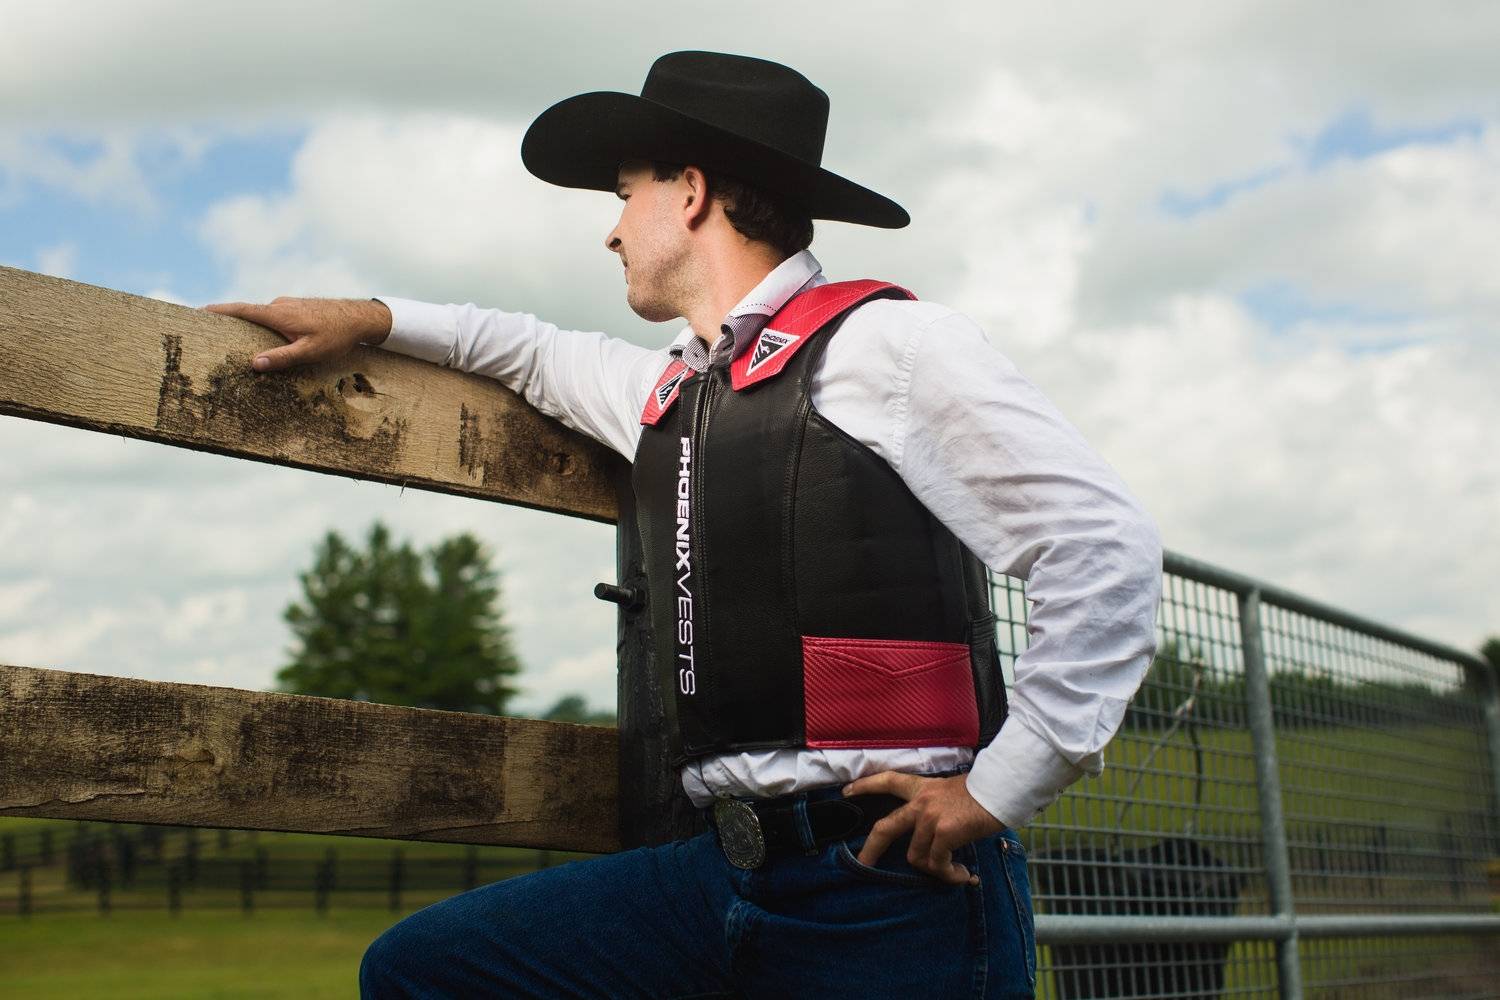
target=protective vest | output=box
[632,280,1008,767]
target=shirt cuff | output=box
[367,295,458,365]
[965,716,1090,830]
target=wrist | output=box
[359,298,393,345]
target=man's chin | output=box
[626,294,682,324]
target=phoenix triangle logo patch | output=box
[656,367,687,408]
[746,329,799,375]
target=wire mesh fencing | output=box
[992,549,1500,999]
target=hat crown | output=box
[640,51,829,167]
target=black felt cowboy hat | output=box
[520,50,909,229]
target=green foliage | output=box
[1479,635,1500,693]
[275,521,522,714]
[1123,634,1482,732]
[540,693,617,726]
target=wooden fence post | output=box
[315,848,335,915]
[96,846,111,916]
[463,846,478,890]
[167,862,181,916]
[240,860,255,915]
[18,865,31,918]
[389,849,404,912]
[115,829,136,888]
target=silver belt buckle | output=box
[712,793,766,870]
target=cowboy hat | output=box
[520,50,909,229]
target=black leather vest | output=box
[631,280,1007,767]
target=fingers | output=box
[201,300,325,372]
[856,802,914,868]
[908,815,937,872]
[842,770,924,800]
[924,825,979,887]
[252,339,320,372]
[858,806,977,886]
[201,301,274,325]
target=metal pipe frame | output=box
[1024,548,1500,997]
[1036,913,1500,946]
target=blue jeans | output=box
[359,781,1037,999]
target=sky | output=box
[1,1,1497,714]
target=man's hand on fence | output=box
[200,297,393,372]
[841,770,1006,886]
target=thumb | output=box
[252,338,320,373]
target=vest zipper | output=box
[690,366,723,532]
[682,367,720,739]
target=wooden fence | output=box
[0,264,629,855]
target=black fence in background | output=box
[0,820,565,918]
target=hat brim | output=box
[520,91,910,229]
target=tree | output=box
[275,521,522,714]
[540,694,617,726]
[1476,635,1500,697]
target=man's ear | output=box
[680,165,713,227]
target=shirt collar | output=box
[668,249,827,361]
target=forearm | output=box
[965,513,1164,828]
[373,296,661,458]
[888,308,1165,828]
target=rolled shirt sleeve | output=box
[371,295,665,459]
[849,304,1164,830]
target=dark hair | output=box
[651,162,814,260]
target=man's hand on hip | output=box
[841,771,1007,886]
[200,297,393,372]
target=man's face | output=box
[605,161,691,323]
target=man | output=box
[207,50,1162,999]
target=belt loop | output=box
[792,795,818,855]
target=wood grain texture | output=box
[0,663,621,853]
[0,265,623,523]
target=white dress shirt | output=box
[373,249,1163,830]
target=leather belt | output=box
[708,790,907,870]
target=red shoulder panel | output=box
[640,358,692,426]
[730,279,916,391]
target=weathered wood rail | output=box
[0,265,630,853]
[0,266,622,521]
[0,663,620,853]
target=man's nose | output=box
[605,228,622,253]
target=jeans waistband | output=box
[704,764,973,858]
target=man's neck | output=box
[682,244,784,346]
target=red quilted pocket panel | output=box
[802,635,979,748]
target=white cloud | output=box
[161,588,251,645]
[2,0,1497,712]
[0,606,132,667]
[196,113,637,336]
[34,241,76,278]
[0,416,617,710]
[0,130,160,214]
[0,578,52,624]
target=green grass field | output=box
[0,907,402,998]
